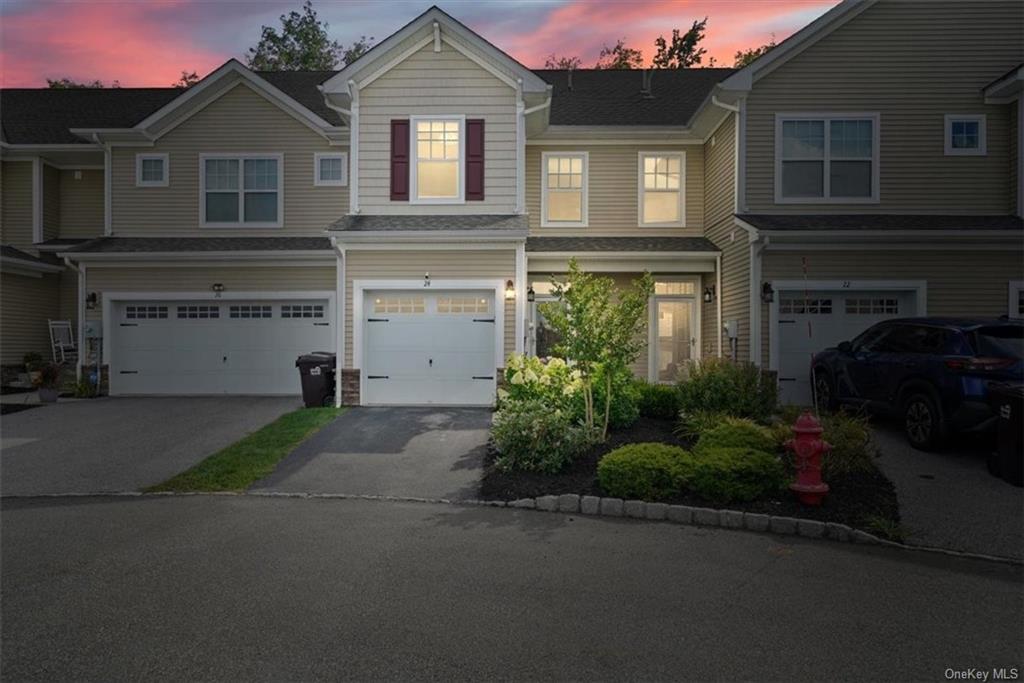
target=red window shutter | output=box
[465,118,485,201]
[390,119,410,201]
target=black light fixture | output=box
[424,272,431,287]
[761,282,775,304]
[85,292,98,310]
[527,286,535,303]
[212,283,225,298]
[702,285,715,304]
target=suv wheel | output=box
[812,369,837,412]
[903,392,945,451]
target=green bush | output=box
[597,442,690,501]
[634,381,682,420]
[772,408,875,480]
[685,447,786,503]
[695,419,777,454]
[22,352,43,371]
[675,410,733,442]
[677,358,778,423]
[573,364,640,430]
[500,354,580,411]
[491,399,595,474]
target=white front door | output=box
[110,299,333,395]
[776,289,918,405]
[362,290,496,405]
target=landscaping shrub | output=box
[694,419,777,455]
[675,410,733,442]
[634,381,682,420]
[685,447,787,503]
[573,364,639,430]
[500,354,581,411]
[491,399,595,474]
[597,442,690,501]
[772,408,876,480]
[677,358,778,423]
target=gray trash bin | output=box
[296,352,336,408]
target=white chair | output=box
[48,320,78,364]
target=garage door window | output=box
[281,304,325,319]
[437,296,489,314]
[373,296,424,314]
[125,305,168,320]
[845,298,899,315]
[230,305,272,319]
[177,305,220,319]
[779,297,832,315]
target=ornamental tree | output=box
[539,259,654,440]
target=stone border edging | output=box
[4,490,1020,566]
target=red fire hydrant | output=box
[785,411,831,506]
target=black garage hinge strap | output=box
[367,375,389,379]
[367,318,389,322]
[473,318,495,323]
[472,376,494,380]
[313,322,329,326]
[778,377,796,382]
[119,323,138,327]
[778,320,796,324]
[119,371,139,375]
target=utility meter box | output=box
[723,319,739,340]
[83,320,102,340]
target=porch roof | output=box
[525,236,719,253]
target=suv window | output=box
[874,325,950,354]
[852,324,891,352]
[970,326,1024,359]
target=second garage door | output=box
[363,290,496,406]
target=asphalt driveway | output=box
[253,407,490,499]
[873,423,1023,559]
[0,397,298,495]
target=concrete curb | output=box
[3,490,1021,566]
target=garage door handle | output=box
[367,318,389,322]
[473,318,495,323]
[367,375,389,379]
[472,376,494,380]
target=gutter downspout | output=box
[515,78,525,214]
[63,256,85,382]
[715,252,723,358]
[348,80,360,215]
[330,236,346,408]
[523,96,551,116]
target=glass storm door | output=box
[654,299,695,383]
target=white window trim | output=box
[314,152,348,187]
[135,153,169,187]
[647,276,701,383]
[1009,280,1024,318]
[637,151,686,228]
[541,151,589,228]
[944,114,987,156]
[199,153,284,228]
[409,115,466,205]
[774,112,880,204]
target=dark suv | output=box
[811,318,1024,450]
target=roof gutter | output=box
[523,93,551,116]
[711,94,739,112]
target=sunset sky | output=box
[0,0,838,88]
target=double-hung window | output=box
[411,117,463,202]
[639,153,684,226]
[201,154,282,227]
[542,152,587,227]
[776,114,878,202]
[944,115,986,156]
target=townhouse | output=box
[0,1,1021,406]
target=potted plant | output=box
[34,362,63,403]
[23,352,43,385]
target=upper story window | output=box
[639,153,684,226]
[200,154,282,228]
[411,117,463,203]
[944,115,986,156]
[541,152,588,227]
[775,114,878,203]
[314,153,347,186]
[136,154,168,187]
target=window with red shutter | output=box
[390,119,410,201]
[465,119,484,201]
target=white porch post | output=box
[332,238,346,408]
[515,242,526,355]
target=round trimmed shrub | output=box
[695,419,777,454]
[686,447,786,503]
[597,442,690,501]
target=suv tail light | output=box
[944,356,1016,372]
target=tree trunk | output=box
[601,371,612,440]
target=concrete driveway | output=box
[253,407,490,499]
[873,423,1023,559]
[0,397,298,496]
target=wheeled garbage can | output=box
[989,382,1023,487]
[296,352,337,408]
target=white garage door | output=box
[776,289,918,405]
[111,299,332,395]
[363,290,496,406]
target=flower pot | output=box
[38,388,59,403]
[28,371,41,385]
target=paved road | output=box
[253,407,489,499]
[2,495,1021,681]
[0,397,298,495]
[873,423,1023,560]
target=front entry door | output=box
[652,298,695,383]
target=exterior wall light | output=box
[527,286,535,302]
[85,292,98,310]
[212,283,225,297]
[504,279,516,300]
[703,286,715,304]
[761,282,775,304]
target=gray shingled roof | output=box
[535,68,736,126]
[64,237,331,253]
[329,214,528,232]
[526,236,719,252]
[1,245,56,264]
[737,214,1024,232]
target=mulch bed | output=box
[480,416,901,533]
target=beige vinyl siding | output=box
[526,145,704,235]
[58,270,78,330]
[59,169,105,238]
[745,0,1023,213]
[42,164,60,241]
[110,83,348,235]
[358,40,517,215]
[702,113,751,362]
[759,249,1024,366]
[1,161,34,250]
[1,272,61,365]
[344,250,516,367]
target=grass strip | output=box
[146,407,344,492]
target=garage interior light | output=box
[505,280,516,300]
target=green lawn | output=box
[147,406,344,492]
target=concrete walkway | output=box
[253,407,490,499]
[873,423,1023,560]
[1,397,298,495]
